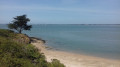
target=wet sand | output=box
[31,38,120,67]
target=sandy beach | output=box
[31,38,120,67]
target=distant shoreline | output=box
[0,24,120,25]
[31,37,120,67]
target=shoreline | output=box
[44,45,120,61]
[31,37,120,67]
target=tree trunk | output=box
[18,27,22,33]
[19,29,22,33]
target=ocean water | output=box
[0,24,120,60]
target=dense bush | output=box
[47,59,65,67]
[0,29,65,67]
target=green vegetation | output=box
[8,15,32,33]
[0,29,65,67]
[47,59,65,67]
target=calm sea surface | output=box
[0,24,120,60]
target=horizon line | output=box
[0,23,120,25]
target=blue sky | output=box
[0,0,120,24]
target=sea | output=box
[0,24,120,60]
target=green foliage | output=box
[8,15,32,33]
[0,29,16,38]
[47,59,65,67]
[0,29,65,67]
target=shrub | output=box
[0,29,65,67]
[47,59,65,67]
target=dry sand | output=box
[31,38,120,67]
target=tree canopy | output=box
[8,15,32,33]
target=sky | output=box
[0,0,120,24]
